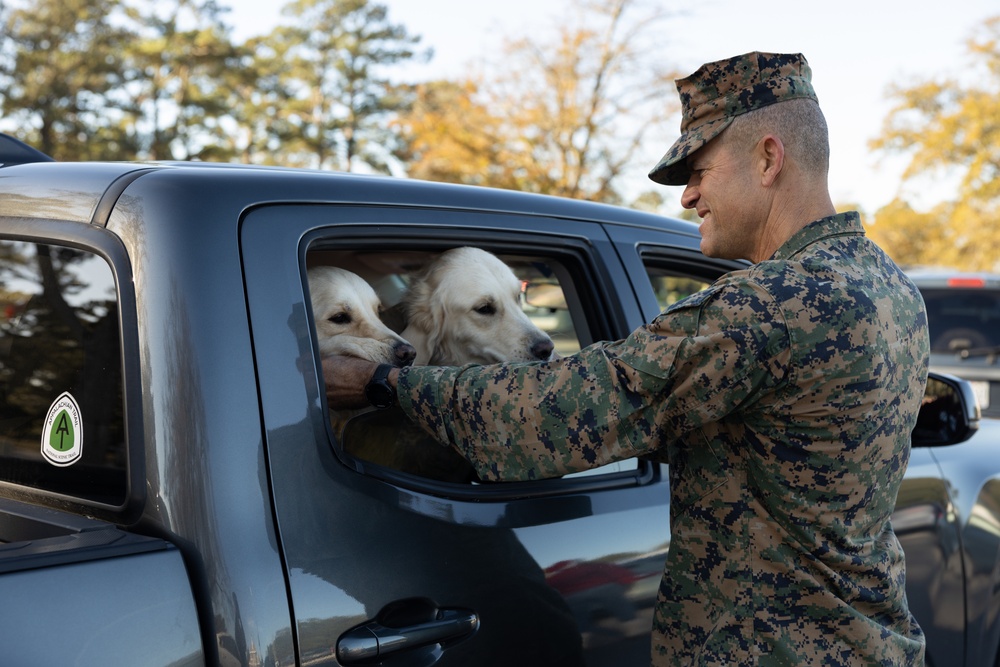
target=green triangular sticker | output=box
[41,392,83,467]
[49,411,75,451]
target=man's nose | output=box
[680,182,698,209]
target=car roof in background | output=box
[906,268,1000,289]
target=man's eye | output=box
[474,303,496,316]
[328,313,351,325]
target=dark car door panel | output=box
[242,204,668,665]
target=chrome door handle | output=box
[337,607,479,663]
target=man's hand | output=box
[322,356,377,409]
[322,356,400,409]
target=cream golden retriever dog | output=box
[401,247,555,366]
[308,266,416,367]
[315,252,554,483]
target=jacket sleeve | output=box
[397,278,790,482]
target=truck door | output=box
[242,203,674,666]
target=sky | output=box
[226,0,998,217]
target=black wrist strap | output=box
[371,363,393,384]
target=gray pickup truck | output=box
[0,135,993,667]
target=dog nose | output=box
[531,338,555,361]
[394,342,417,367]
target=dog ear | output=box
[422,293,449,365]
[402,279,447,365]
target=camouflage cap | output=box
[648,52,818,186]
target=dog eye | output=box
[328,313,352,325]
[474,303,496,316]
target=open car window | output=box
[305,243,642,487]
[308,248,583,358]
[646,268,712,312]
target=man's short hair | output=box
[721,97,830,177]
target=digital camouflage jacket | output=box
[398,211,930,666]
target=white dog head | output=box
[308,266,416,367]
[401,247,555,366]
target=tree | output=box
[868,15,1000,270]
[396,0,680,204]
[261,0,426,172]
[863,200,964,269]
[116,0,243,161]
[214,33,297,165]
[397,79,526,189]
[0,0,136,160]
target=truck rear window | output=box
[921,287,1000,353]
[0,241,126,506]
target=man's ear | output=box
[757,134,785,187]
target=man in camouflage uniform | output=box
[324,52,930,665]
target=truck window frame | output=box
[239,202,660,504]
[302,229,658,499]
[0,218,144,522]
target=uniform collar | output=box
[769,211,864,261]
